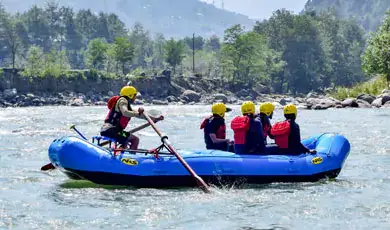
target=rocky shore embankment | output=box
[0,69,389,109]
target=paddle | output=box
[142,112,211,193]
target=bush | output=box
[330,76,388,100]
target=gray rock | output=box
[381,89,390,94]
[342,98,358,107]
[3,88,17,99]
[280,97,294,106]
[357,94,376,104]
[371,98,382,108]
[212,93,228,103]
[312,104,329,110]
[335,104,343,109]
[382,93,390,105]
[307,98,336,109]
[151,99,168,105]
[166,96,178,102]
[235,89,251,98]
[180,90,201,102]
[69,98,85,106]
[383,101,390,108]
[356,99,371,108]
[305,92,320,99]
[94,101,106,106]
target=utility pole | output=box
[192,33,195,74]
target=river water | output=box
[0,105,389,229]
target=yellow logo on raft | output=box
[311,157,323,165]
[121,158,138,166]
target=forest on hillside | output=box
[0,0,254,38]
[0,3,368,94]
[305,0,390,32]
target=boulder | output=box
[151,99,168,105]
[341,98,358,107]
[312,104,328,110]
[180,90,201,103]
[356,94,376,104]
[166,96,178,102]
[212,93,228,103]
[253,84,270,94]
[3,88,17,99]
[381,93,390,105]
[356,99,371,108]
[69,98,85,106]
[280,97,295,106]
[371,98,382,108]
[383,101,390,108]
[308,98,336,110]
[381,89,390,94]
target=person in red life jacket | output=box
[231,101,265,154]
[101,86,163,150]
[270,104,316,155]
[258,102,275,145]
[200,102,234,152]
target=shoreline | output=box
[1,88,390,109]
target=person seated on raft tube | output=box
[101,86,163,150]
[231,101,265,154]
[270,104,316,155]
[200,102,234,152]
[258,102,275,145]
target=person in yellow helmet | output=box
[101,86,163,150]
[200,102,234,152]
[270,104,316,155]
[231,101,265,154]
[258,102,275,145]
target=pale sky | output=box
[201,0,309,19]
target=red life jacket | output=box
[270,120,291,149]
[230,116,250,145]
[200,116,226,139]
[104,96,132,131]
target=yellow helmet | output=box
[260,102,275,117]
[212,102,227,117]
[283,104,297,117]
[241,101,255,115]
[120,86,137,98]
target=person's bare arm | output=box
[117,98,145,119]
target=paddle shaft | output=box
[99,121,159,147]
[70,125,87,140]
[143,113,210,193]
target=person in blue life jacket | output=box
[231,101,265,154]
[258,102,275,145]
[270,104,316,155]
[200,102,234,152]
[101,86,163,150]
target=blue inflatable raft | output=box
[47,133,350,188]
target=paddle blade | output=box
[41,163,55,171]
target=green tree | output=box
[362,11,390,88]
[221,24,283,88]
[113,37,134,75]
[0,5,24,69]
[164,38,185,73]
[85,38,108,69]
[22,45,44,77]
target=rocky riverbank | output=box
[0,69,389,109]
[1,87,390,109]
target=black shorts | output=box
[100,126,129,146]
